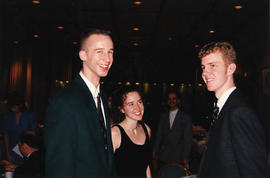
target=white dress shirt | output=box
[169,108,178,128]
[79,71,106,128]
[217,87,236,114]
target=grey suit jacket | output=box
[198,89,269,178]
[44,74,116,178]
[153,109,192,163]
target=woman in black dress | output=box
[111,86,152,178]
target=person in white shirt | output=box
[153,90,192,171]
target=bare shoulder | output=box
[143,123,151,138]
[111,125,121,151]
[111,125,121,138]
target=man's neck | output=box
[215,79,235,99]
[82,68,100,88]
[170,107,179,112]
[81,69,100,88]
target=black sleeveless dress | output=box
[114,121,152,178]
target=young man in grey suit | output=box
[153,91,192,170]
[198,42,269,178]
[44,28,116,178]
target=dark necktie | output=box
[210,100,219,127]
[97,94,108,151]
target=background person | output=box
[152,90,192,171]
[1,130,44,178]
[2,93,38,165]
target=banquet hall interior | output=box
[0,0,269,171]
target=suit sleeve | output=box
[229,107,269,177]
[44,99,76,178]
[183,115,192,160]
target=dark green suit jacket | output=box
[44,74,116,178]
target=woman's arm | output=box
[146,165,152,178]
[111,126,121,152]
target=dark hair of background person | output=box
[111,86,144,125]
[7,91,27,112]
[165,89,181,101]
[19,131,42,149]
[79,28,113,50]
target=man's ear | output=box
[79,50,86,61]
[227,63,236,75]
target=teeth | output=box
[100,64,109,68]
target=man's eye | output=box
[127,103,133,107]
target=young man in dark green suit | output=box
[44,28,116,178]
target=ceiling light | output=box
[32,0,40,4]
[133,27,140,31]
[14,41,19,44]
[57,26,64,30]
[133,42,139,46]
[234,5,243,10]
[134,1,142,5]
[33,34,39,38]
[72,41,78,45]
[194,44,199,48]
[168,37,172,41]
[209,30,215,34]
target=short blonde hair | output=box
[198,42,237,64]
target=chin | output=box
[206,85,215,92]
[99,72,109,77]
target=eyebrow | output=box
[94,48,114,51]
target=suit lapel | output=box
[74,75,110,167]
[165,111,171,130]
[170,109,180,129]
[99,90,114,167]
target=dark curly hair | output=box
[111,86,143,124]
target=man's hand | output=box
[0,160,12,166]
[5,164,16,172]
[183,159,189,169]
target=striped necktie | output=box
[97,94,108,151]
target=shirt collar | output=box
[79,71,100,98]
[217,87,236,112]
[169,108,179,114]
